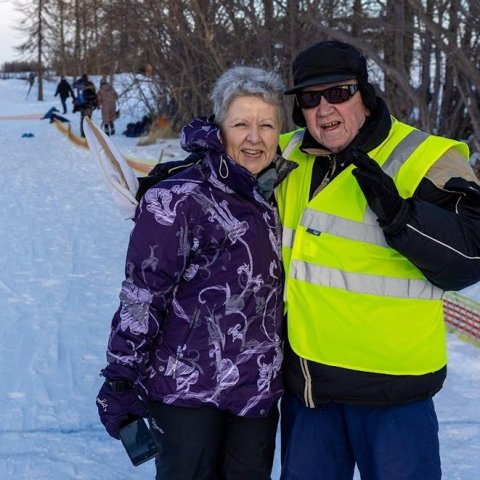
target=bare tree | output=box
[14,0,50,100]
[10,0,480,152]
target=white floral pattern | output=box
[105,117,294,417]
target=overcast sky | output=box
[0,0,21,67]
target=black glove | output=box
[351,149,411,234]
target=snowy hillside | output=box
[0,76,479,479]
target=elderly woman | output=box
[96,66,295,479]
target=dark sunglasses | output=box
[296,84,359,109]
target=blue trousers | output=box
[280,392,441,480]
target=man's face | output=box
[299,80,370,153]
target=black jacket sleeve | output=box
[385,155,480,291]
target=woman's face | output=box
[221,96,281,176]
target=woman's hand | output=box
[96,380,148,439]
[96,363,148,439]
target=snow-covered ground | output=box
[0,76,479,479]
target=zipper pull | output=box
[172,357,179,380]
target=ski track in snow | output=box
[0,77,479,479]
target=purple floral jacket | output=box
[105,117,295,417]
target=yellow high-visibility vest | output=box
[276,119,468,375]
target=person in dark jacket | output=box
[54,75,75,114]
[73,73,97,137]
[96,66,295,479]
[276,40,480,480]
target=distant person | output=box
[97,76,118,136]
[25,72,35,98]
[73,74,98,137]
[54,75,75,114]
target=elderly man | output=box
[276,40,480,480]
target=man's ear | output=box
[292,98,306,127]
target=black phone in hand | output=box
[119,417,159,466]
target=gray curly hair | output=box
[209,66,285,126]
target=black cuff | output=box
[104,379,134,393]
[380,199,412,236]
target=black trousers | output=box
[79,106,93,137]
[59,96,68,114]
[148,401,279,480]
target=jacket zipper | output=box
[172,317,197,380]
[312,154,337,198]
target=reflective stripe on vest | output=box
[300,208,387,247]
[290,260,443,300]
[282,226,295,249]
[277,119,468,375]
